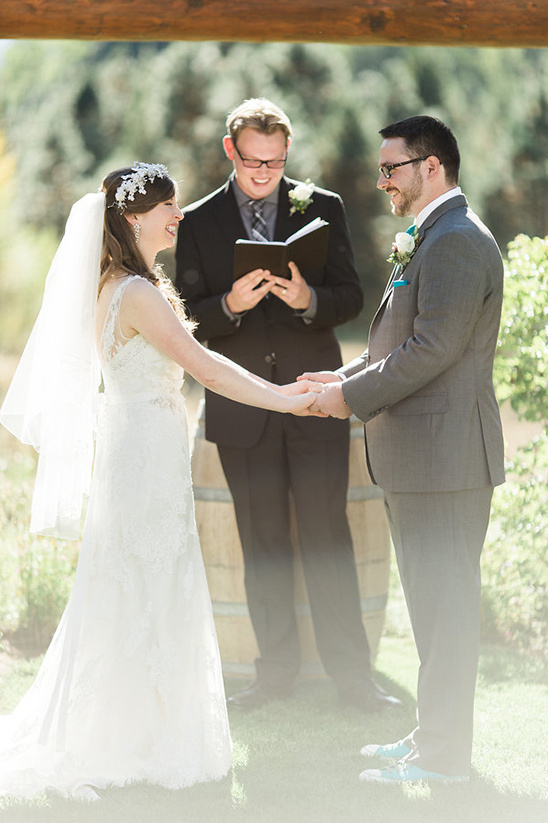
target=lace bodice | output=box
[94,275,197,585]
[99,276,184,405]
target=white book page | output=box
[285,217,327,245]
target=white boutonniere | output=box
[387,225,420,267]
[289,179,314,215]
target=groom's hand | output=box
[278,380,329,417]
[297,371,348,417]
[298,370,342,385]
[311,382,352,419]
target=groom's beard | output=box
[389,167,423,218]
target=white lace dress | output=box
[0,277,232,800]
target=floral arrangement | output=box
[289,179,315,215]
[113,162,169,212]
[387,225,420,267]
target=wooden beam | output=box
[1,0,547,47]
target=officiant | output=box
[175,97,399,713]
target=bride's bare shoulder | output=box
[98,272,127,302]
[98,273,148,306]
[122,276,170,311]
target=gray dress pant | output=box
[384,486,493,775]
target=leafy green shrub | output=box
[483,437,547,654]
[484,234,548,656]
[494,234,548,422]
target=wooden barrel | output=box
[191,401,391,678]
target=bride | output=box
[0,163,319,801]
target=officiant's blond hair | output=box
[226,98,292,144]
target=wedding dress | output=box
[0,277,232,801]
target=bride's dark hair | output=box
[100,166,195,328]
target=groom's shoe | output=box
[227,681,290,710]
[360,740,413,759]
[339,678,402,713]
[359,762,469,784]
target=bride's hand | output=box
[276,379,323,397]
[279,381,329,417]
[286,391,329,417]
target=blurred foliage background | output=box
[2,41,548,348]
[0,40,546,657]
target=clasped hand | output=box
[277,372,352,418]
[276,379,327,417]
[226,261,311,314]
[296,371,352,419]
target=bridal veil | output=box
[0,192,105,539]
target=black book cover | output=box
[233,218,329,279]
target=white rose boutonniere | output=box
[387,225,420,267]
[289,179,314,215]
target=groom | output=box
[303,115,505,783]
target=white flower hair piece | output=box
[113,162,170,212]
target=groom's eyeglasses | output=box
[379,156,430,179]
[233,143,287,169]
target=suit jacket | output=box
[176,175,363,448]
[340,195,505,493]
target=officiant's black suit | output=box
[176,175,372,694]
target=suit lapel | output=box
[381,263,403,302]
[214,178,249,244]
[375,259,407,319]
[274,177,293,241]
[370,265,400,337]
[369,194,469,336]
[275,176,315,241]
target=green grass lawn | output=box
[1,636,546,823]
[0,394,546,822]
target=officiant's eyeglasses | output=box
[379,156,429,179]
[234,143,287,169]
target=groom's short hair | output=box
[380,116,460,186]
[226,98,292,145]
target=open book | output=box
[233,217,329,280]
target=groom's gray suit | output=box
[340,194,505,775]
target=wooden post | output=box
[1,0,547,47]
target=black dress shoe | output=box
[227,681,290,710]
[339,678,402,713]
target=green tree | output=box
[3,41,548,333]
[494,234,548,422]
[0,41,392,320]
[484,234,548,655]
[0,129,58,355]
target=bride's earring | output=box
[134,223,141,244]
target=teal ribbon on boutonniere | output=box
[387,224,420,268]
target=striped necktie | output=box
[249,199,269,242]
